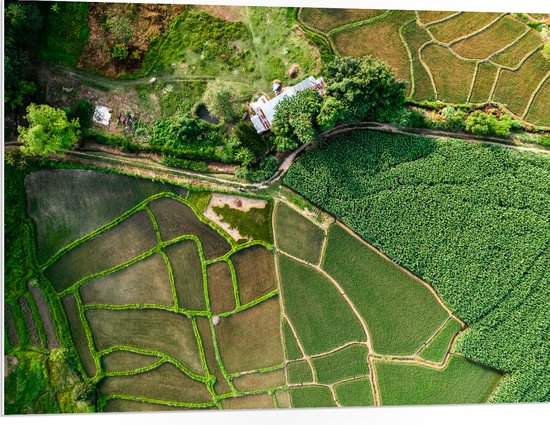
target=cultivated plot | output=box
[26,170,285,411]
[274,197,501,407]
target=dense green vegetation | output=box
[323,224,448,355]
[419,319,462,363]
[285,129,550,402]
[212,203,273,243]
[376,355,502,405]
[18,104,81,157]
[38,2,89,66]
[278,255,364,355]
[4,1,43,111]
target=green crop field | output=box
[419,319,462,363]
[274,202,325,264]
[335,377,374,406]
[376,355,502,405]
[285,129,550,403]
[278,254,365,355]
[290,386,336,408]
[296,8,550,126]
[311,344,370,384]
[323,224,448,355]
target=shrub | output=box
[232,121,271,161]
[465,110,514,137]
[236,155,278,182]
[318,96,346,130]
[202,79,245,123]
[395,108,427,128]
[105,16,133,44]
[440,106,466,130]
[111,43,129,61]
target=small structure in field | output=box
[92,105,112,126]
[249,75,326,134]
[212,315,221,326]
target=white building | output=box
[250,76,326,134]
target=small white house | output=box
[92,105,112,126]
[250,76,326,134]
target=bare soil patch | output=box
[101,350,159,373]
[18,295,42,348]
[99,362,211,403]
[221,393,274,409]
[193,5,243,22]
[232,246,277,304]
[28,283,60,348]
[103,398,190,412]
[45,210,158,292]
[148,197,231,259]
[61,295,97,377]
[233,368,286,392]
[207,261,236,315]
[87,308,203,374]
[204,194,268,241]
[79,253,173,306]
[196,317,232,395]
[5,304,19,347]
[216,297,284,373]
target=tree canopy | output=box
[203,79,245,123]
[324,55,406,123]
[271,89,323,152]
[4,1,43,111]
[18,104,80,156]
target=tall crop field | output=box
[284,130,550,403]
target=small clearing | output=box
[203,194,267,241]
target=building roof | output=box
[250,76,326,133]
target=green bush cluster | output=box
[284,130,550,402]
[465,110,517,136]
[149,113,228,161]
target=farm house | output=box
[249,76,327,133]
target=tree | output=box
[272,89,323,152]
[324,55,406,123]
[4,1,43,111]
[18,104,80,156]
[202,79,244,123]
[317,96,346,130]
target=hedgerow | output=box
[284,130,550,402]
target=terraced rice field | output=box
[299,8,550,126]
[23,168,505,410]
[26,170,285,411]
[273,200,502,407]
